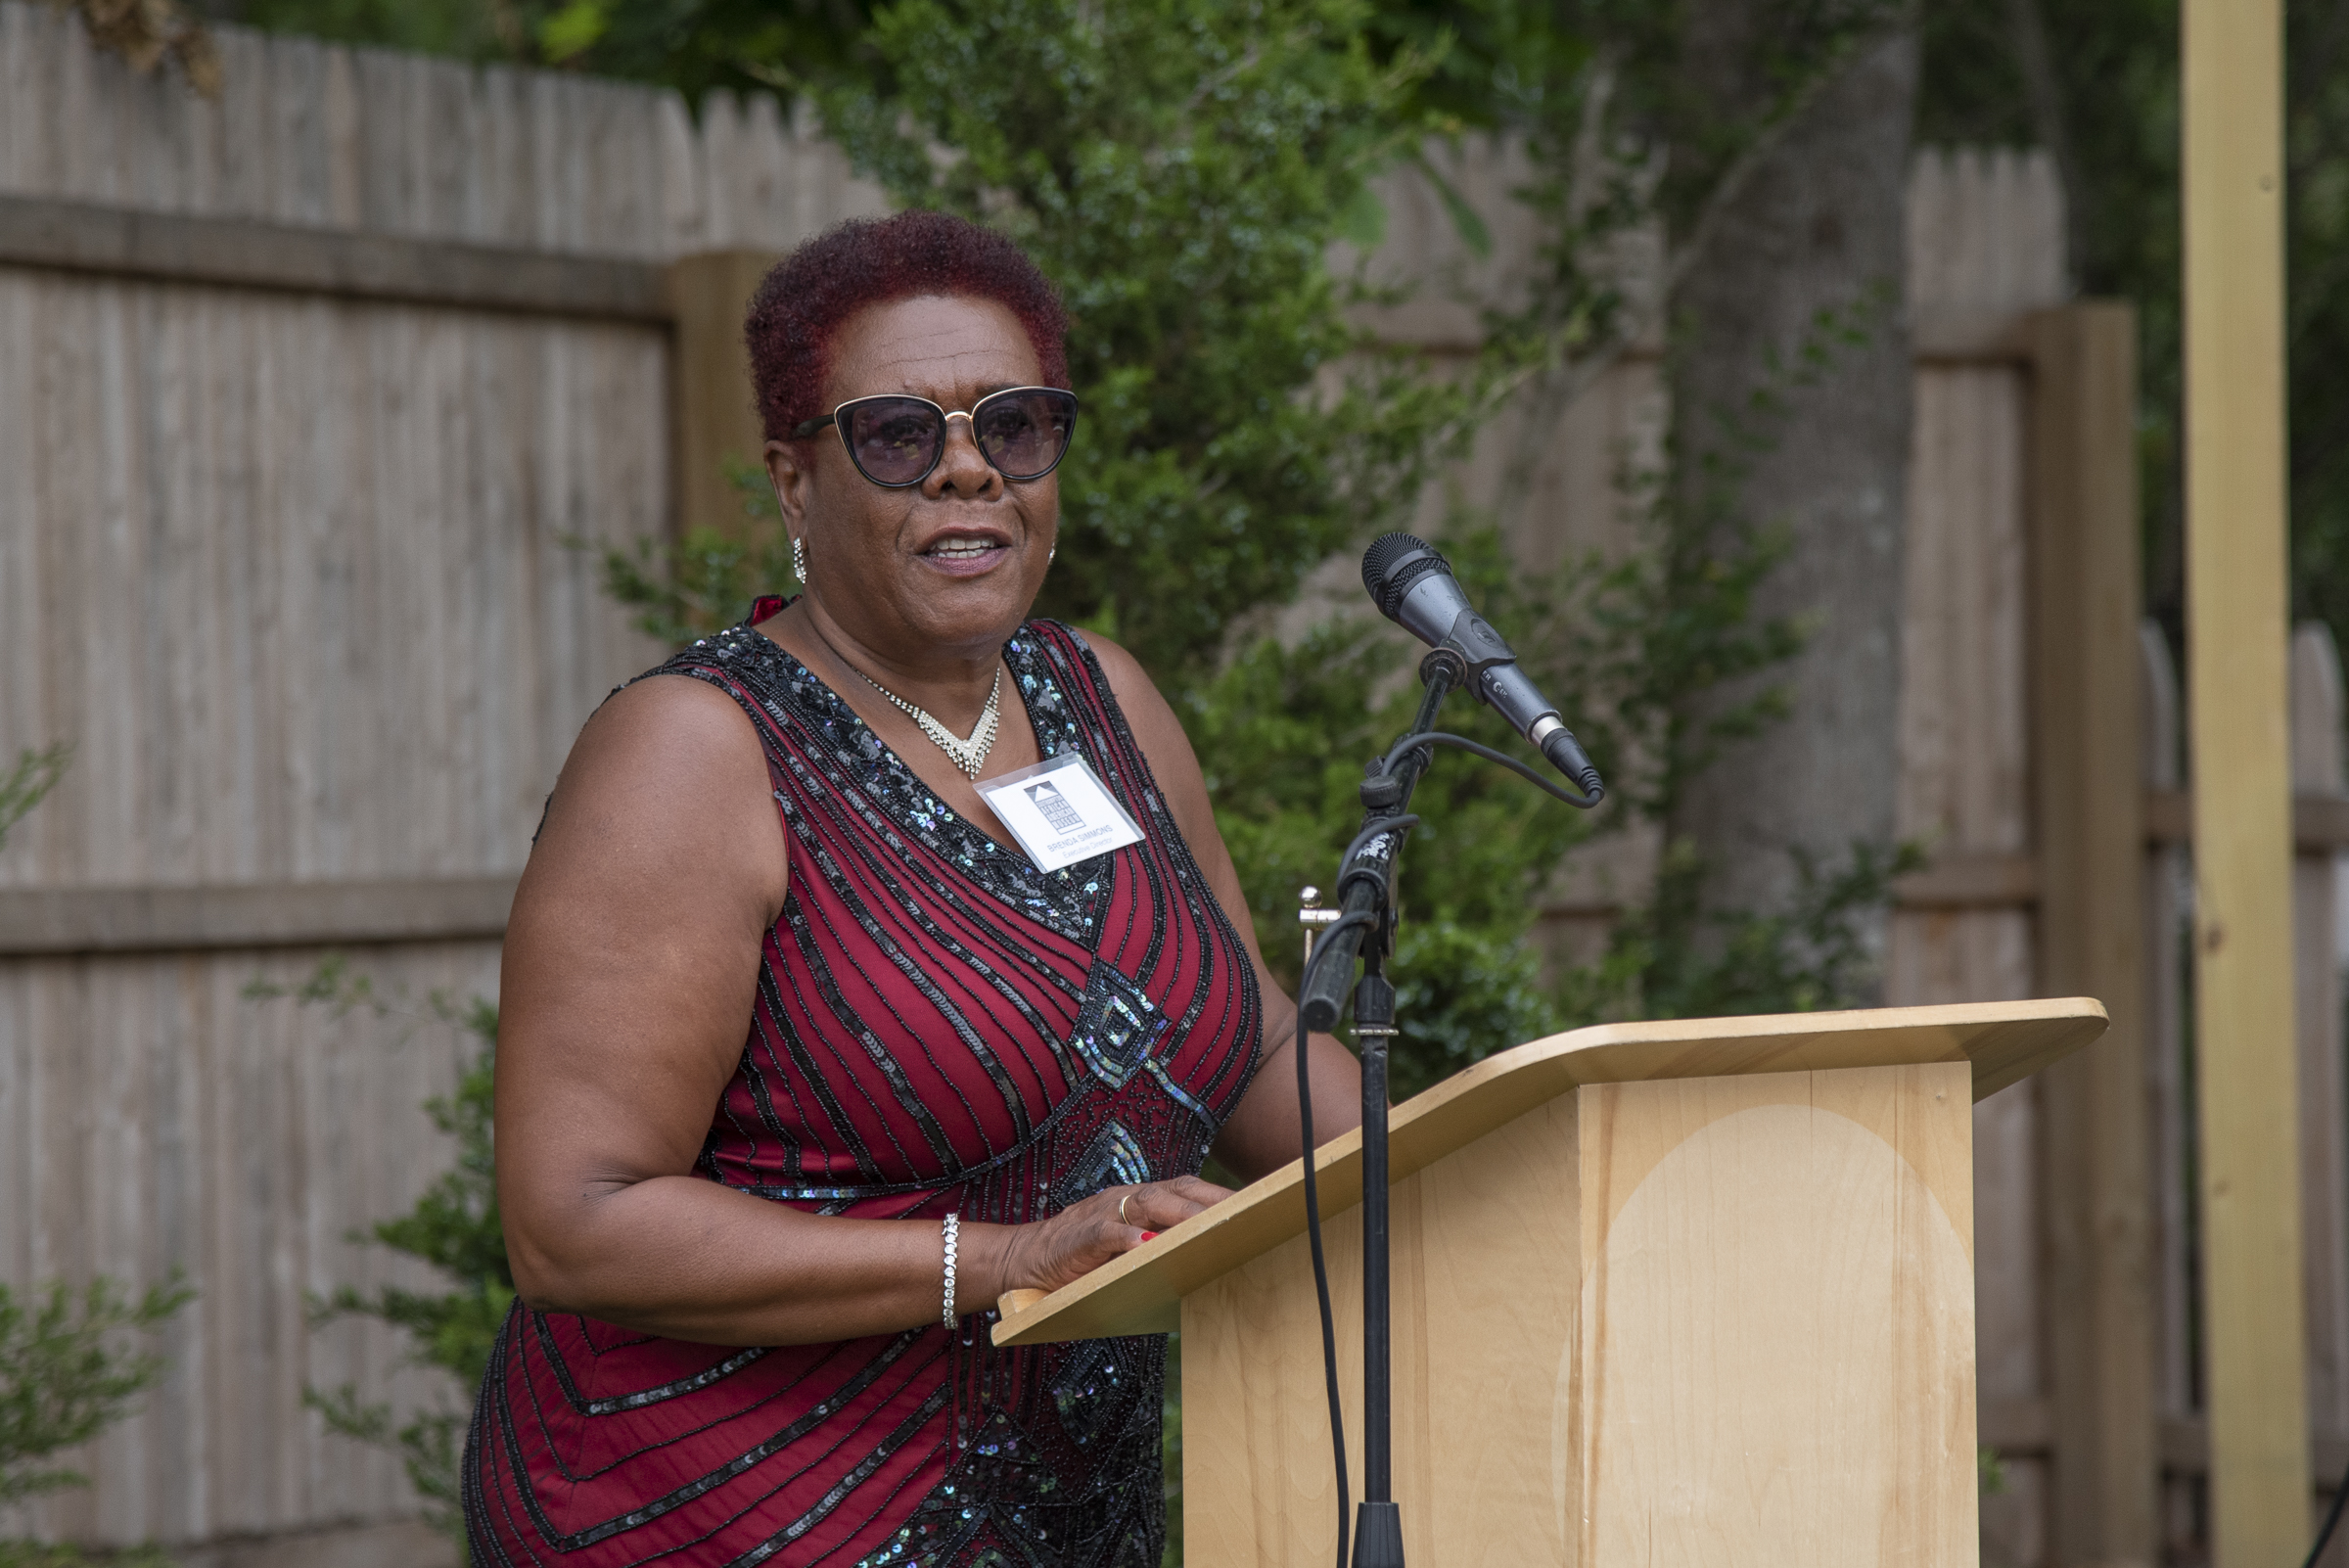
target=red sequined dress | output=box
[463,607,1263,1567]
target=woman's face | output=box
[768,293,1059,661]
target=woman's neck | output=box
[777,596,1010,728]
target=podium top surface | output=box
[993,995,2107,1347]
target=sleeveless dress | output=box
[463,606,1264,1567]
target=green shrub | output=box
[0,746,69,851]
[0,1276,195,1511]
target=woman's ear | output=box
[765,439,811,535]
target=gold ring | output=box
[1119,1192,1134,1226]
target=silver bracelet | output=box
[941,1213,960,1329]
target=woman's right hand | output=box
[970,1176,1232,1308]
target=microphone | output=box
[1360,533,1604,802]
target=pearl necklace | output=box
[860,665,1003,779]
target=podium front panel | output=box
[1180,1060,1980,1567]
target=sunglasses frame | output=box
[790,386,1082,489]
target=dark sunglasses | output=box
[791,386,1081,488]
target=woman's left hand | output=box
[971,1176,1233,1303]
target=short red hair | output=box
[744,209,1071,442]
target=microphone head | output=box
[1360,532,1452,621]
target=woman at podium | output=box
[462,209,1361,1567]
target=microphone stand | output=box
[1298,645,1468,1568]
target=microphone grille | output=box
[1360,532,1450,619]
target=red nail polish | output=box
[1139,1230,1160,1241]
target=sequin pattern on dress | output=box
[463,608,1262,1567]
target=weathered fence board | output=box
[0,278,667,886]
[0,945,498,1546]
[0,5,882,254]
[1883,153,2060,1568]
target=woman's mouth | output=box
[918,535,1012,577]
[925,538,1001,561]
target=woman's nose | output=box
[930,412,998,495]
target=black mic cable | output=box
[1294,907,1379,1568]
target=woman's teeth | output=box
[928,539,997,560]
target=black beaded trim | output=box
[648,623,1117,945]
[529,1313,771,1417]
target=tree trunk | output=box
[1664,19,1919,980]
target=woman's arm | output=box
[495,675,1222,1348]
[1083,638,1365,1184]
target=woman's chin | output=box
[884,558,1039,641]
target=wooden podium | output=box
[996,997,2108,1566]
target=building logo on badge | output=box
[975,751,1144,872]
[1025,780,1083,833]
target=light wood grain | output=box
[1179,1061,1977,1567]
[1581,1064,1978,1566]
[995,997,2102,1348]
[12,10,2345,1557]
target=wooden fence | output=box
[1,6,2343,1565]
[0,4,878,1559]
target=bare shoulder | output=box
[548,674,765,824]
[576,669,762,761]
[521,671,786,928]
[1064,628,1191,761]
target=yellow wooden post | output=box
[667,249,784,540]
[2183,0,2312,1562]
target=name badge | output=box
[973,751,1146,872]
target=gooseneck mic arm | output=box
[1358,532,1606,804]
[1297,664,1456,1035]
